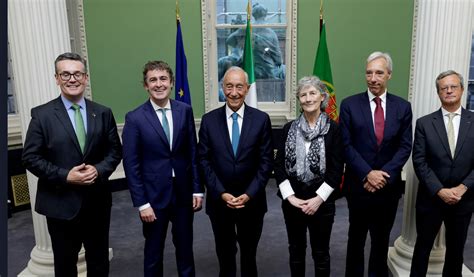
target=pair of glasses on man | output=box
[57,71,87,81]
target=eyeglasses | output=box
[57,71,86,81]
[440,85,460,92]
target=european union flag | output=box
[175,18,191,105]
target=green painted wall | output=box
[83,0,413,123]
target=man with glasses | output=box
[410,70,474,277]
[22,52,122,276]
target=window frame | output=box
[201,0,297,119]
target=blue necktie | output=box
[231,112,240,155]
[160,108,170,143]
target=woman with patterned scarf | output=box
[274,76,344,277]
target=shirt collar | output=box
[367,89,387,103]
[61,95,86,110]
[441,106,462,116]
[150,99,171,111]
[226,103,245,119]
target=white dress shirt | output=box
[442,106,462,146]
[225,104,244,144]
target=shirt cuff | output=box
[138,203,151,211]
[279,179,295,200]
[316,182,334,202]
[193,193,204,198]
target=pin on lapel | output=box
[92,113,96,118]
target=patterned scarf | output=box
[285,112,330,185]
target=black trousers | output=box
[209,208,265,277]
[142,204,195,277]
[345,196,399,277]
[410,205,472,277]
[46,197,111,277]
[282,200,335,277]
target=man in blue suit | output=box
[122,61,203,277]
[340,52,412,277]
[198,66,274,277]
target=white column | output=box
[388,0,474,276]
[7,0,89,275]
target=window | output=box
[202,0,297,118]
[467,33,474,111]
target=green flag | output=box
[242,1,257,108]
[313,22,338,121]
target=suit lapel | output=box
[143,101,170,148]
[454,108,472,159]
[219,106,235,157]
[53,97,82,154]
[359,93,377,146]
[170,100,182,150]
[238,105,253,157]
[431,109,452,159]
[83,99,96,156]
[383,94,397,145]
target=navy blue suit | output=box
[198,104,273,277]
[340,92,412,277]
[411,108,474,277]
[122,99,202,277]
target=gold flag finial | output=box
[176,0,180,22]
[247,0,251,21]
[320,0,324,20]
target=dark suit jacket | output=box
[274,119,344,201]
[197,105,274,216]
[413,108,474,212]
[340,92,412,198]
[22,96,122,220]
[122,100,202,210]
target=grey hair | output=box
[297,76,329,111]
[222,66,249,84]
[367,51,393,73]
[435,70,464,92]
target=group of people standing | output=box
[21,50,473,277]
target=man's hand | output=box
[193,196,203,211]
[452,184,468,198]
[287,195,306,209]
[67,164,98,185]
[366,170,390,190]
[301,196,324,215]
[437,188,461,205]
[222,193,249,209]
[140,207,157,222]
[363,181,377,193]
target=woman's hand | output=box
[287,195,306,209]
[301,195,324,215]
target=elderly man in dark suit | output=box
[122,60,203,277]
[198,66,273,277]
[340,51,413,277]
[410,70,474,277]
[22,52,122,276]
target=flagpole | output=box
[319,0,324,36]
[176,0,180,22]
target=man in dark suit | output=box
[122,60,203,277]
[410,70,474,277]
[198,66,273,277]
[22,52,122,276]
[339,52,413,277]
